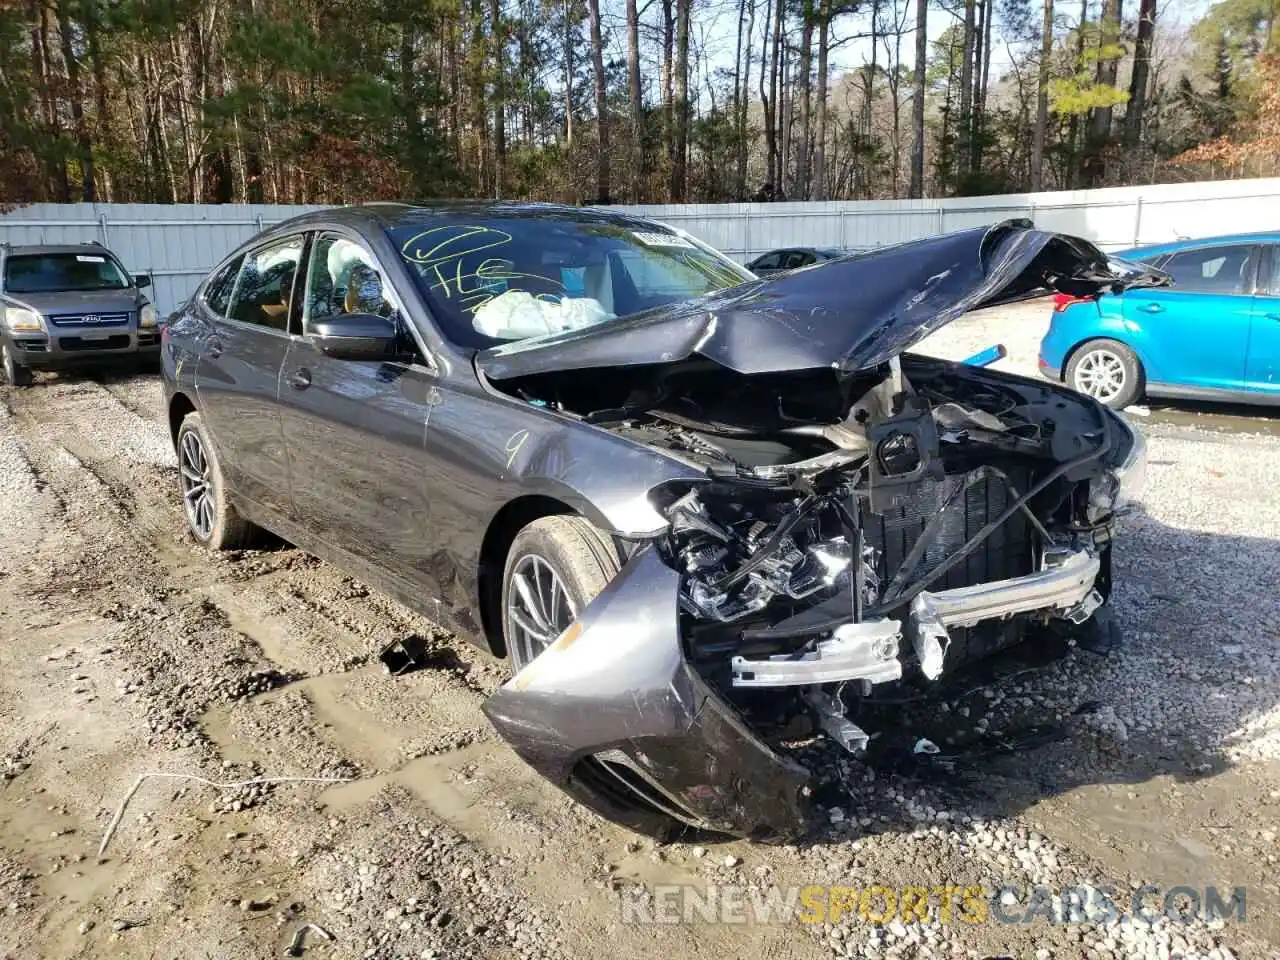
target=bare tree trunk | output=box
[492,0,506,197]
[958,0,976,179]
[627,0,645,200]
[760,0,777,191]
[1091,0,1122,141]
[972,0,992,171]
[671,0,690,199]
[813,3,830,200]
[171,33,199,202]
[736,0,756,198]
[796,0,814,199]
[662,0,674,186]
[1124,0,1156,147]
[773,24,783,195]
[469,0,490,193]
[1031,0,1053,189]
[908,0,927,197]
[1066,0,1087,186]
[884,8,905,196]
[587,0,610,202]
[564,0,574,151]
[864,0,879,142]
[768,0,784,189]
[450,19,463,164]
[54,0,94,200]
[28,0,67,199]
[85,0,114,200]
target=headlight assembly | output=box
[3,307,44,332]
[139,304,157,328]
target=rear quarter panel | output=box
[1041,295,1162,381]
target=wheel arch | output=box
[1060,334,1150,382]
[476,494,581,659]
[168,390,198,450]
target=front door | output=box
[195,235,304,518]
[1121,242,1259,392]
[1244,244,1280,396]
[276,231,439,594]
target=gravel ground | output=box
[1,311,1279,960]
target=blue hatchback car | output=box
[1038,233,1280,408]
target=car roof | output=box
[267,201,673,235]
[1,242,115,257]
[1114,232,1280,260]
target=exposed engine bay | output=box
[489,350,1143,768]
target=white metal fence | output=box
[3,178,1279,315]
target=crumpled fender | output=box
[482,548,811,840]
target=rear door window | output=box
[1262,246,1280,296]
[226,237,304,332]
[203,255,244,317]
[1161,245,1256,295]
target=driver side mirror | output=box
[134,274,152,289]
[310,313,397,361]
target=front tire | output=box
[1066,338,1143,409]
[175,412,257,550]
[501,515,622,672]
[1,343,33,387]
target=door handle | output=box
[1138,303,1164,313]
[289,368,312,390]
[207,338,222,358]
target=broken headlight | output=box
[664,487,858,624]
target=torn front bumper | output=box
[482,548,812,841]
[730,548,1101,688]
[483,547,1102,840]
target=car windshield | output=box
[388,216,753,349]
[3,252,131,293]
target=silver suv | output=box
[0,242,160,386]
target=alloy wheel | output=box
[1073,348,1126,402]
[179,429,215,540]
[506,554,577,669]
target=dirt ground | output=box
[2,302,1280,959]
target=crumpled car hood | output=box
[476,219,1165,379]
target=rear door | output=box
[1244,244,1280,395]
[277,229,440,590]
[194,234,304,519]
[1121,242,1258,391]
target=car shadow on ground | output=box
[1139,397,1280,436]
[759,499,1280,846]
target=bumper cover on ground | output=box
[482,548,811,840]
[483,547,1104,839]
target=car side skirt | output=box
[1145,382,1280,406]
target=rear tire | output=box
[1066,338,1143,409]
[1,343,33,387]
[501,515,622,672]
[175,412,257,550]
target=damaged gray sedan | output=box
[161,204,1158,843]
